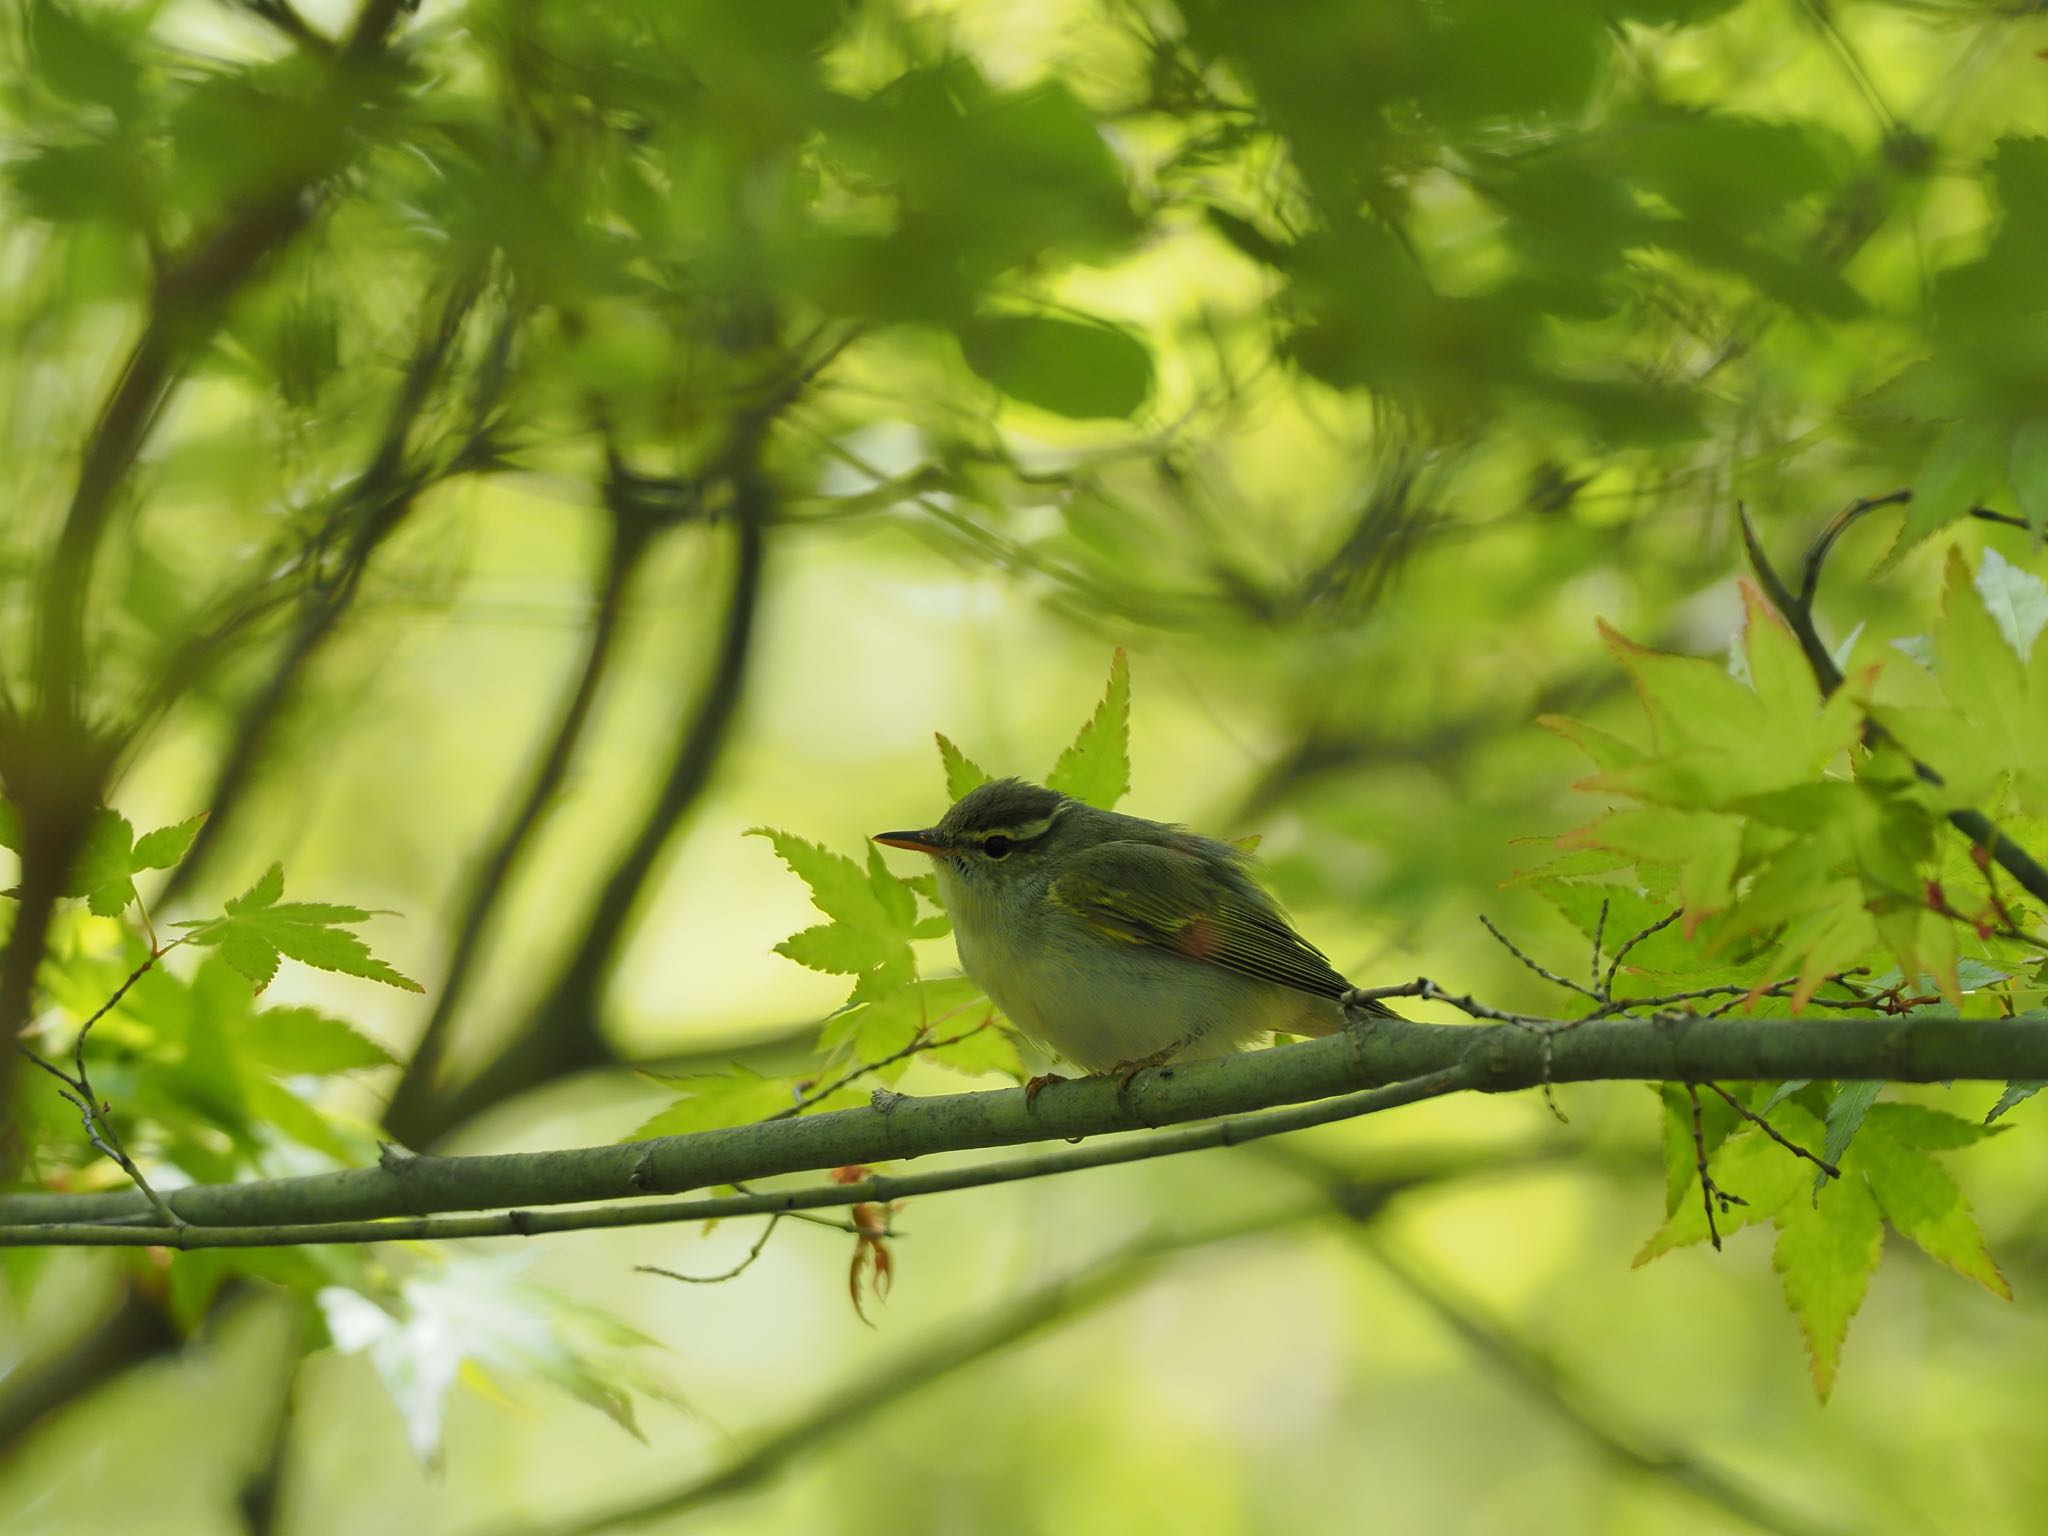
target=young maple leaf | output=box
[179,863,423,993]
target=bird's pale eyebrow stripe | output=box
[982,810,1061,845]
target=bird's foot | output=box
[1104,1045,1180,1102]
[1023,1073,1069,1107]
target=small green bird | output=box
[874,778,1390,1082]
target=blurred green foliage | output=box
[4,0,2048,1530]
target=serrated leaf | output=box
[1986,1081,2042,1121]
[69,807,136,916]
[236,863,285,909]
[823,976,986,1078]
[1860,1100,1998,1151]
[242,1005,395,1075]
[629,1067,796,1139]
[1852,1105,2009,1298]
[845,947,917,1006]
[865,844,917,934]
[1536,714,1644,774]
[186,864,422,992]
[217,923,281,990]
[131,813,206,871]
[1974,547,2048,661]
[1741,580,1822,722]
[1772,1171,1883,1401]
[1046,649,1130,809]
[2008,420,2048,542]
[774,923,908,975]
[1890,419,2003,562]
[749,830,896,934]
[1637,1102,1823,1260]
[936,733,991,801]
[1815,1080,1882,1195]
[927,1018,1027,1082]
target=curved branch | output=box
[1358,1237,1856,1536]
[406,436,774,1144]
[509,1206,1328,1536]
[160,273,485,907]
[381,504,654,1143]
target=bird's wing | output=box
[1047,839,1353,1001]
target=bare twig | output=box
[1603,909,1681,998]
[17,941,189,1228]
[1589,897,1609,996]
[1688,1083,1745,1251]
[1703,1083,1839,1179]
[637,1215,782,1285]
[1480,914,1600,1001]
[767,1017,997,1123]
[382,476,658,1143]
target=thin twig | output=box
[1479,914,1601,1001]
[1687,1083,1746,1251]
[1589,898,1610,997]
[1703,1083,1839,1179]
[637,1215,782,1284]
[1603,910,1681,998]
[768,1017,997,1123]
[17,941,188,1229]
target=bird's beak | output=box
[872,828,952,857]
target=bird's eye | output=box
[982,835,1013,859]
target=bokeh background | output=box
[5,0,2048,1531]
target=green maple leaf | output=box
[935,732,990,801]
[1773,1170,1884,1400]
[629,1066,803,1139]
[1639,1093,2006,1399]
[131,813,206,872]
[752,829,928,1004]
[1045,648,1130,809]
[179,864,423,992]
[8,806,213,917]
[69,807,140,916]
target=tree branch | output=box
[499,1206,1328,1536]
[160,272,485,906]
[1357,1237,1857,1536]
[0,0,416,1137]
[403,423,775,1144]
[6,1007,2048,1248]
[1739,503,2048,910]
[382,489,657,1142]
[0,1066,1473,1248]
